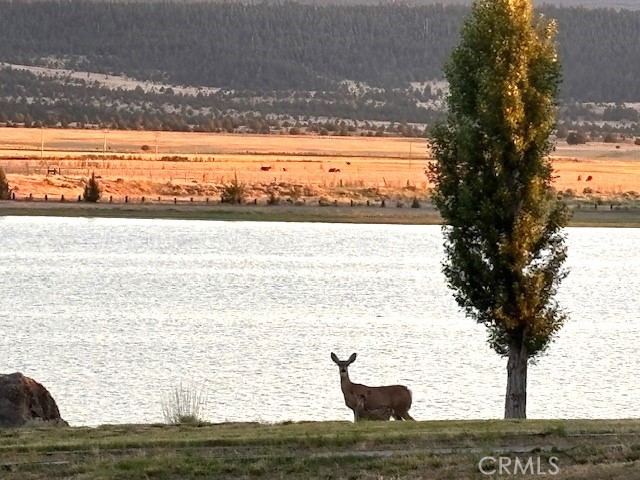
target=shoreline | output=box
[1,199,640,227]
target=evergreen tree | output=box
[83,172,102,203]
[221,172,246,204]
[429,0,570,419]
[0,167,9,200]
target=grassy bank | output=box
[1,200,640,227]
[1,419,639,479]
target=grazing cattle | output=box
[586,175,593,181]
[328,168,340,173]
[260,166,272,171]
[578,175,582,181]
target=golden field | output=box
[1,127,639,204]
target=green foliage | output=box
[83,172,102,202]
[221,173,247,204]
[161,383,208,425]
[429,0,569,359]
[602,103,639,122]
[0,167,9,200]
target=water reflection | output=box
[0,217,638,425]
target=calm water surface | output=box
[0,216,639,425]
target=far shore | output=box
[1,199,639,227]
[2,127,640,228]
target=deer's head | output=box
[331,352,357,380]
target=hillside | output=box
[0,1,639,133]
[0,2,638,99]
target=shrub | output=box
[603,132,620,143]
[634,138,640,146]
[556,124,569,139]
[566,131,588,145]
[221,173,247,204]
[0,167,9,200]
[411,197,420,208]
[267,191,280,205]
[83,172,102,202]
[141,144,151,151]
[161,383,208,425]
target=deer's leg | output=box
[392,413,402,420]
[399,412,415,421]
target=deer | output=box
[354,390,393,421]
[330,352,414,421]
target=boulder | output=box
[0,372,68,428]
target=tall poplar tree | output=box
[429,0,569,419]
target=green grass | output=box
[1,200,640,227]
[1,420,639,479]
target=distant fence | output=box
[1,193,430,209]
[4,193,225,205]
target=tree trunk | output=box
[504,339,528,419]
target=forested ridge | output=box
[0,1,639,134]
[307,0,640,8]
[0,1,639,102]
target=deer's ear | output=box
[330,352,339,364]
[348,353,357,364]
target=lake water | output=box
[1,216,639,426]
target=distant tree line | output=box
[0,68,432,136]
[1,65,638,137]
